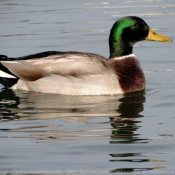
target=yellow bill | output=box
[145,28,172,42]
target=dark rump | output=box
[0,55,18,88]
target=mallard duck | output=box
[0,16,172,95]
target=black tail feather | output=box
[0,55,9,61]
[0,78,18,88]
[0,55,18,88]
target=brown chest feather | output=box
[109,56,145,93]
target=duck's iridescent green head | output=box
[109,16,172,58]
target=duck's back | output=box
[0,51,122,95]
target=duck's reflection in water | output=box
[0,88,145,138]
[0,89,147,146]
[110,91,145,143]
[1,88,122,120]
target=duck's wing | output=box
[0,52,110,81]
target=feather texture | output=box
[12,74,122,95]
[1,53,109,81]
[1,52,122,95]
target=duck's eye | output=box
[134,23,141,28]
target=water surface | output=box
[0,0,175,174]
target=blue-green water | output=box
[0,0,175,174]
